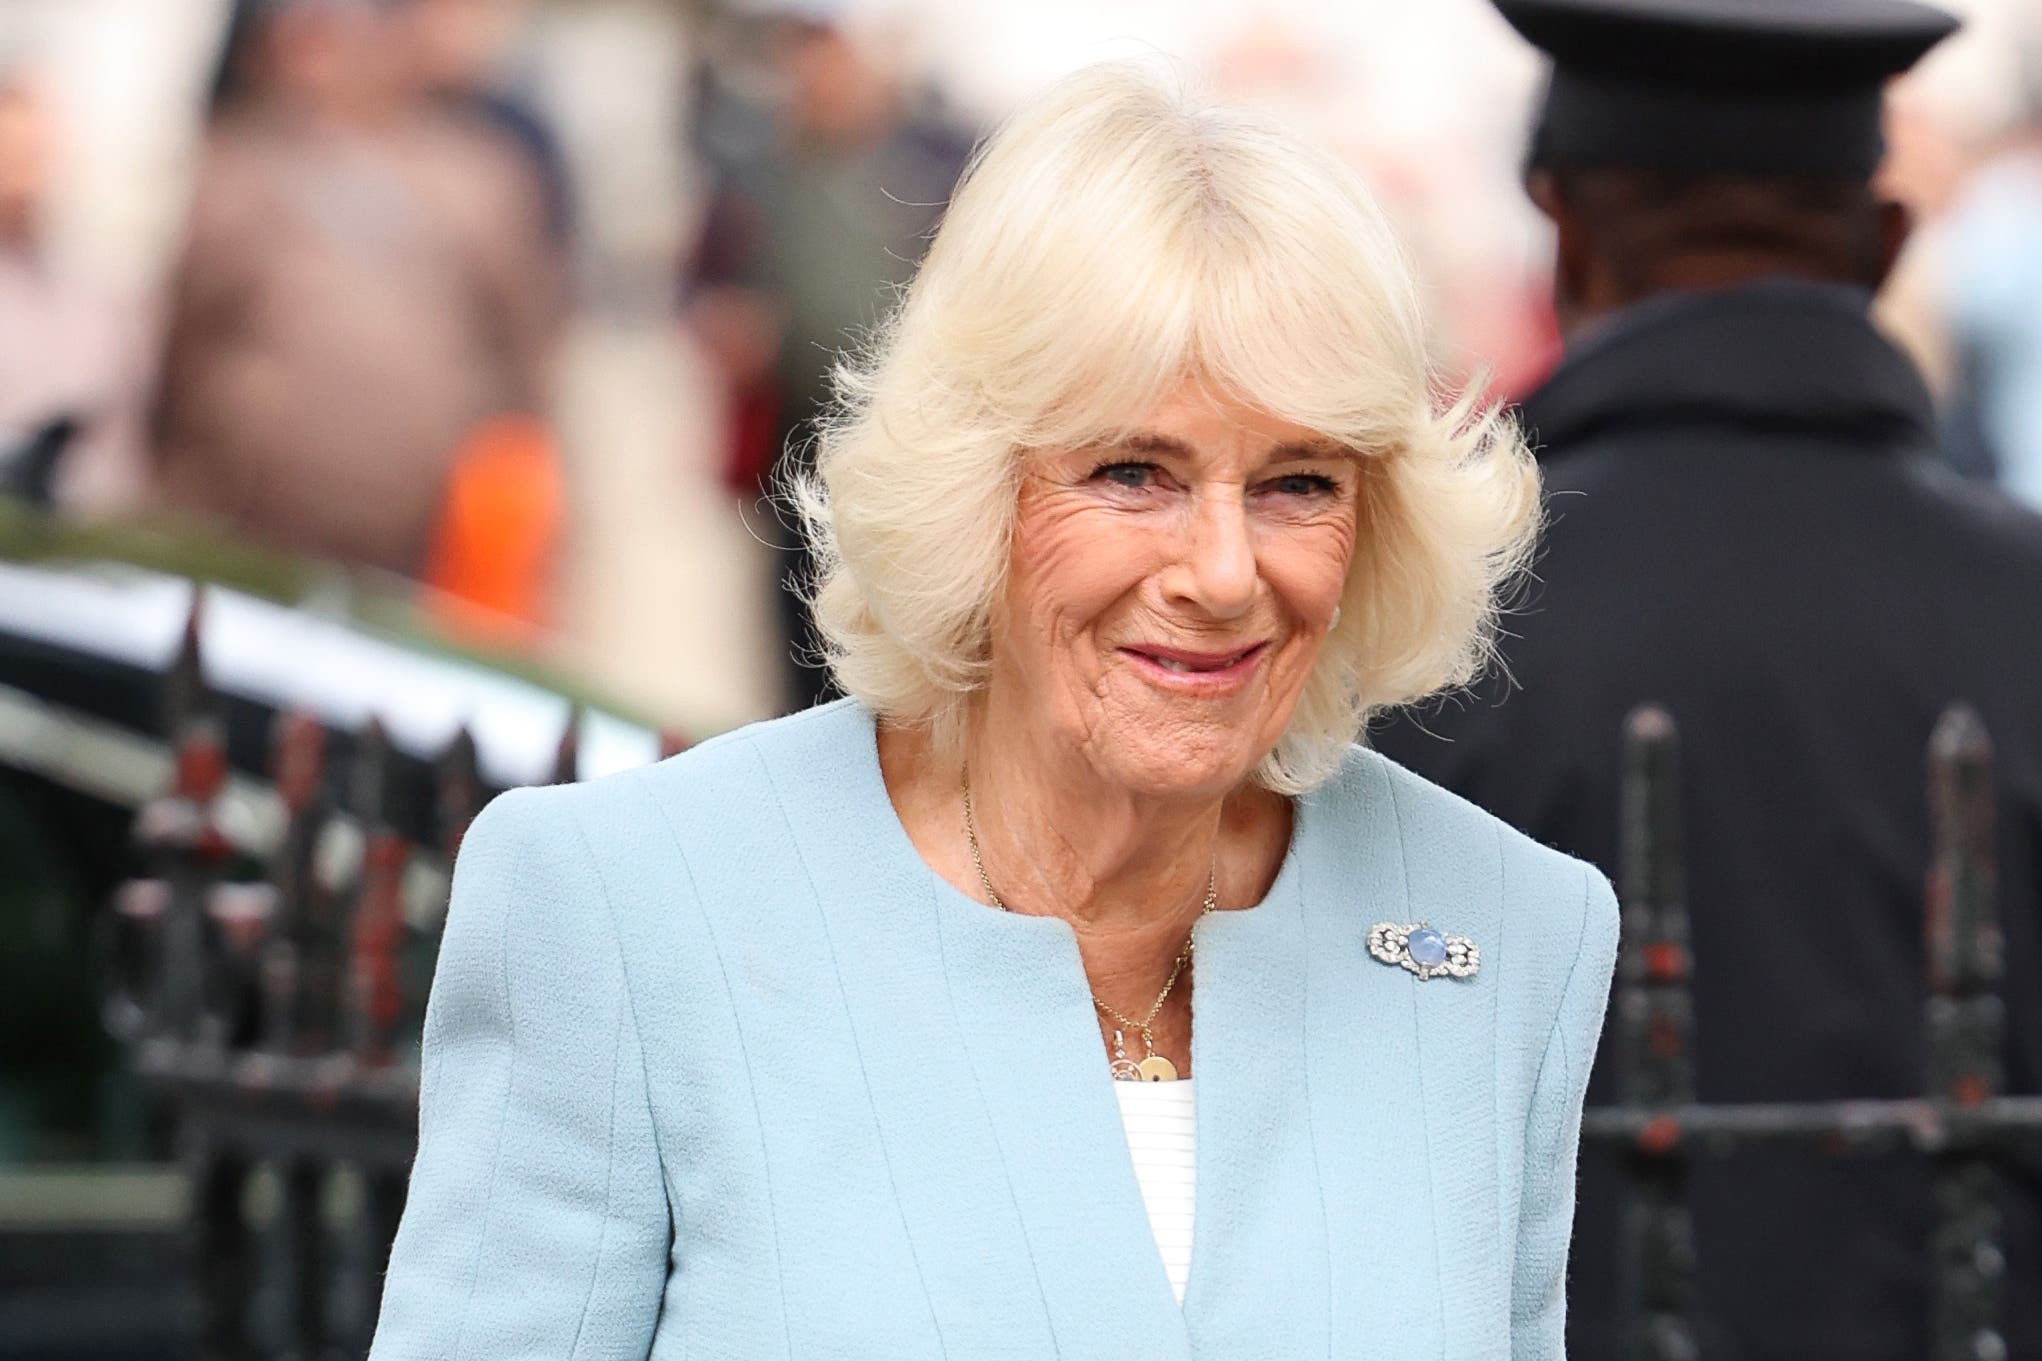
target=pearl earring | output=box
[1329,606,1343,630]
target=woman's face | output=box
[996,380,1360,798]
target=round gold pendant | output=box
[1136,1054,1179,1082]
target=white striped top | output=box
[1113,1078,1197,1303]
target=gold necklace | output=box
[961,769,1216,1082]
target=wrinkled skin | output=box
[989,379,1360,802]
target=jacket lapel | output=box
[1179,840,1332,1355]
[1377,756,1509,1359]
[756,705,1196,1361]
[1280,751,1511,1361]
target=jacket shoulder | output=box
[490,699,871,854]
[1338,742,1597,873]
[1329,742,1617,945]
[622,698,872,826]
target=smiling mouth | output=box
[1146,650,1254,673]
[1122,642,1269,675]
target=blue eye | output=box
[1091,461,1158,489]
[1266,473,1339,497]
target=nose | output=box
[1166,487,1258,620]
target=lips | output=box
[1132,644,1261,673]
[1119,641,1270,694]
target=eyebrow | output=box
[1114,431,1356,461]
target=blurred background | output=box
[1,0,2039,1355]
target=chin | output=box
[1071,678,1287,797]
[1095,730,1268,800]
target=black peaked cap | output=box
[1493,0,1961,177]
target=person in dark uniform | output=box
[1371,3,2042,1359]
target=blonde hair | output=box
[793,62,1539,793]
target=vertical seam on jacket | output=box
[914,826,1062,1352]
[1520,869,1593,1148]
[1489,822,1511,1318]
[928,900,1064,1355]
[565,993,628,1358]
[1510,866,1593,1332]
[1297,789,1334,1361]
[448,805,525,1361]
[560,799,643,1360]
[641,740,798,1361]
[1383,771,1450,1360]
[575,779,681,1182]
[753,746,950,1355]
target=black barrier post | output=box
[1614,705,1699,1361]
[1925,706,2007,1361]
[554,703,582,785]
[262,711,329,1057]
[346,718,406,1068]
[156,594,232,1046]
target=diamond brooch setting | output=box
[1368,921,1480,981]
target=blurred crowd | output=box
[1911,76,2042,500]
[0,0,2038,713]
[156,0,567,611]
[4,0,573,626]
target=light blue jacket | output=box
[369,699,1618,1361]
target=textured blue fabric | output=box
[368,698,1618,1361]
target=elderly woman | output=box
[369,63,1617,1361]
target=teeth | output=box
[1153,652,1246,674]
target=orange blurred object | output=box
[421,412,564,644]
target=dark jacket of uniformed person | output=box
[1374,276,2042,1360]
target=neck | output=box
[880,692,1287,990]
[1565,257,1867,338]
[877,694,1292,1077]
[967,689,1232,934]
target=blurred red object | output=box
[724,378,783,497]
[420,412,563,642]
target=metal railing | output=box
[1586,704,2042,1361]
[94,592,679,1360]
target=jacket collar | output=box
[1518,278,1936,455]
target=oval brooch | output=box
[1368,922,1480,981]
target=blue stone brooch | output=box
[1368,922,1480,981]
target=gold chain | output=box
[962,767,1216,1074]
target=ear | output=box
[1870,197,1913,292]
[1526,169,1591,327]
